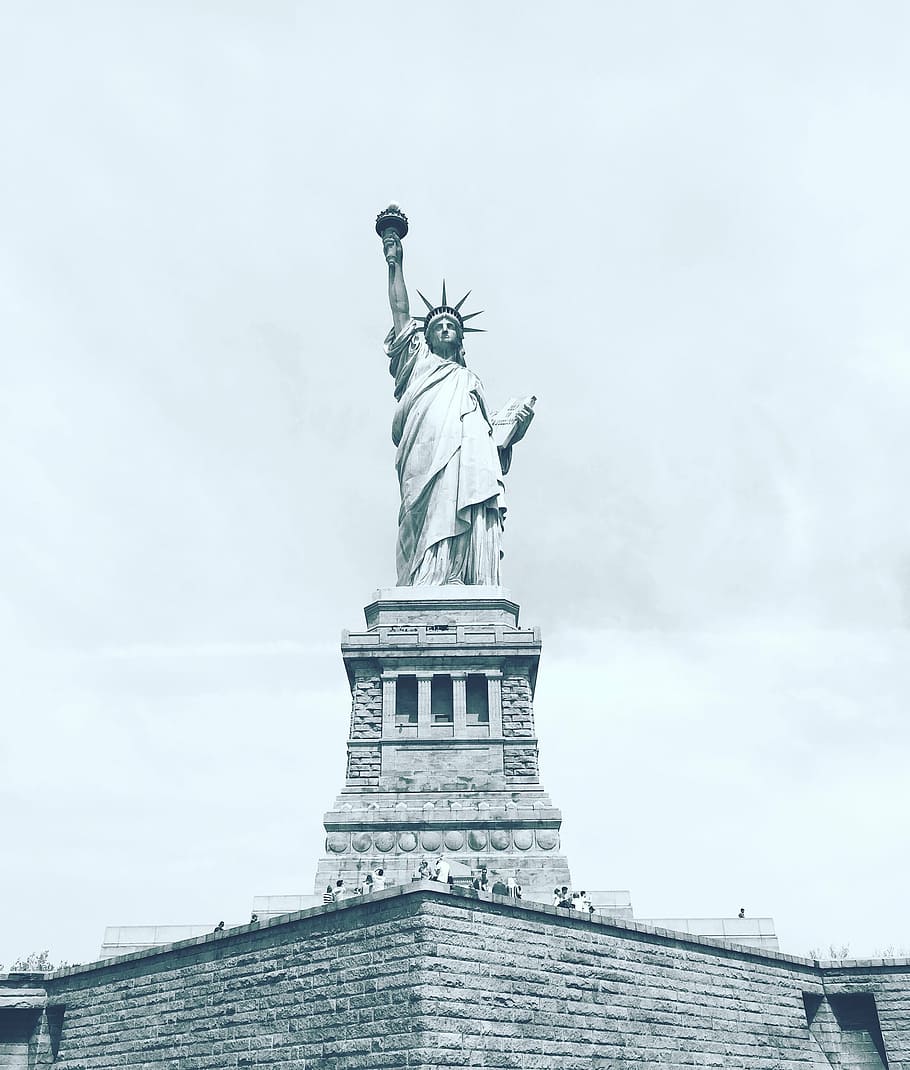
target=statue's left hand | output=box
[510,402,535,445]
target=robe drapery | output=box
[385,319,507,586]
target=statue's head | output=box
[417,281,484,362]
[425,313,464,362]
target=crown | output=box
[416,280,485,337]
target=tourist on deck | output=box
[434,856,451,885]
[322,884,335,905]
[491,877,509,896]
[573,890,591,914]
[372,868,386,891]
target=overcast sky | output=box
[2,2,909,967]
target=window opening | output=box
[431,675,454,723]
[395,675,418,726]
[466,674,490,724]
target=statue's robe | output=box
[385,320,508,586]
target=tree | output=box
[1,950,68,972]
[807,943,851,961]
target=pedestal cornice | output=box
[363,585,521,629]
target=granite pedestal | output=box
[314,586,572,901]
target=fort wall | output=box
[3,885,908,1069]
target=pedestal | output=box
[314,586,572,901]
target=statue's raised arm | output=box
[374,205,535,588]
[376,205,410,339]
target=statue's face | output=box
[427,316,462,360]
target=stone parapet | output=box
[343,624,540,650]
[639,915,780,950]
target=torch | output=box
[375,204,409,262]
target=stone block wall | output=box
[7,887,908,1069]
[348,670,381,739]
[501,671,533,737]
[821,963,910,1066]
[345,745,380,784]
[41,894,429,1070]
[503,743,539,780]
[414,895,910,1069]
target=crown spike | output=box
[415,289,435,313]
[441,280,448,306]
[454,290,472,312]
[461,310,484,322]
[462,327,486,333]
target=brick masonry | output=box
[5,885,908,1069]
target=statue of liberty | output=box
[377,206,535,588]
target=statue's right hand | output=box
[383,232,403,266]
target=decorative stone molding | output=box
[326,832,349,853]
[322,827,563,856]
[374,832,395,852]
[536,829,559,850]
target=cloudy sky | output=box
[2,2,909,967]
